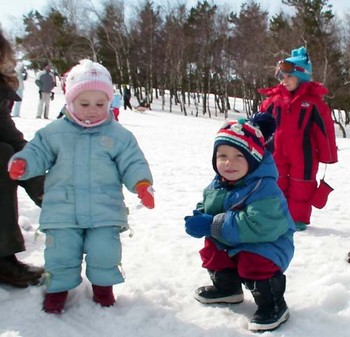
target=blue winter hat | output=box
[277,46,312,82]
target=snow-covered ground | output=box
[1,72,350,337]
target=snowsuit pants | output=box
[44,227,124,293]
[274,142,319,224]
[0,142,44,257]
[199,238,280,280]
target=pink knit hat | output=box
[65,59,114,127]
[65,59,113,103]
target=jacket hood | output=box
[63,105,115,128]
[213,151,277,188]
[243,151,278,183]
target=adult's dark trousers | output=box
[124,99,132,110]
[0,142,44,257]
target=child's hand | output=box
[135,181,155,209]
[8,159,27,180]
[184,210,213,238]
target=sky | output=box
[1,0,350,33]
[1,70,350,337]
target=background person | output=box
[123,84,132,110]
[259,46,338,231]
[11,61,25,117]
[35,62,55,119]
[0,29,45,288]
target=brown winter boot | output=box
[92,285,115,307]
[0,255,44,288]
[43,291,68,314]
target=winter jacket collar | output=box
[259,81,328,99]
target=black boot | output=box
[0,255,45,288]
[194,268,244,304]
[245,272,289,332]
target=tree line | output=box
[10,0,350,135]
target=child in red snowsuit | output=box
[259,47,338,230]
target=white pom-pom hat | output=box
[65,59,114,127]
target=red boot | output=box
[92,285,115,307]
[43,291,68,314]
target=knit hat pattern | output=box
[65,59,114,106]
[213,113,276,174]
[284,46,312,82]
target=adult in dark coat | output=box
[123,85,132,110]
[0,29,45,288]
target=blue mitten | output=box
[184,210,213,238]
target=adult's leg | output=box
[0,142,25,256]
[36,95,44,118]
[127,100,132,110]
[42,92,51,119]
[0,142,44,287]
[12,88,23,117]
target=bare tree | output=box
[228,1,270,115]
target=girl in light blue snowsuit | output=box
[8,60,155,314]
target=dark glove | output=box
[184,210,213,238]
[39,91,42,99]
[50,92,55,100]
[19,175,45,208]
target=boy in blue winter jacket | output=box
[8,60,155,314]
[184,113,295,332]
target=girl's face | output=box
[279,73,299,91]
[72,90,110,124]
[216,145,249,181]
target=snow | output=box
[1,72,350,337]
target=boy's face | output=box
[216,145,249,181]
[72,90,109,124]
[279,73,299,91]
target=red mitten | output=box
[135,181,155,209]
[8,159,27,180]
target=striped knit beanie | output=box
[212,113,275,174]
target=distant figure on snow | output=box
[35,62,55,119]
[11,61,25,117]
[111,87,121,120]
[123,84,132,110]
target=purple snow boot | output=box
[92,285,115,307]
